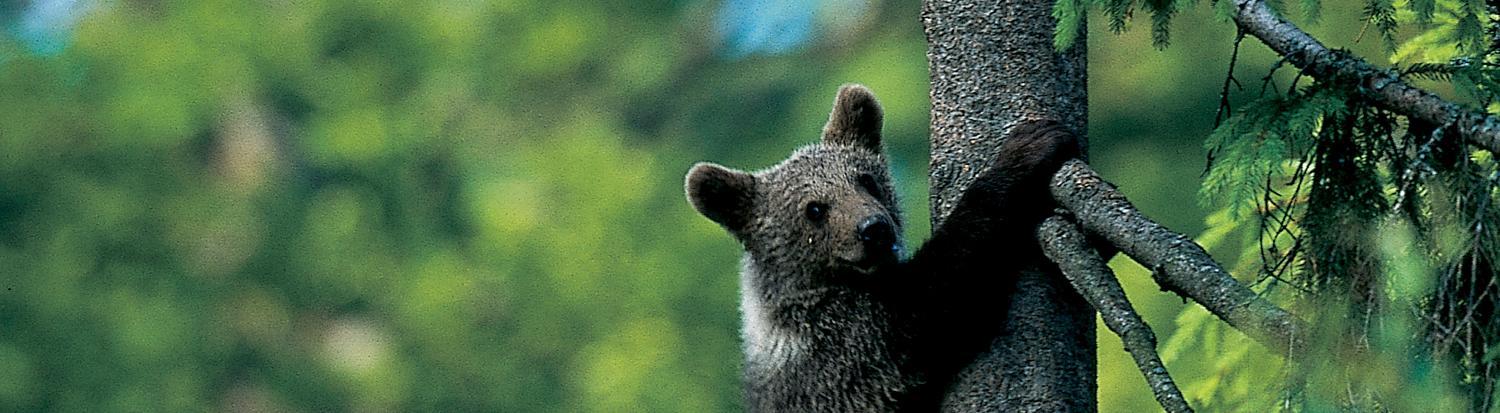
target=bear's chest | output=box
[739,284,901,372]
[739,287,808,375]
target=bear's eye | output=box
[804,201,829,222]
[857,174,883,198]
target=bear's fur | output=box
[685,84,1079,412]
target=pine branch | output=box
[1038,216,1195,413]
[1049,159,1308,355]
[1229,0,1500,155]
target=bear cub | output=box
[685,85,1079,412]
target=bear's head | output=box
[686,85,904,289]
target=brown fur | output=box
[686,85,1079,412]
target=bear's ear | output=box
[685,162,756,233]
[821,84,883,152]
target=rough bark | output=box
[1039,216,1194,413]
[922,0,1096,411]
[1230,0,1500,154]
[1049,159,1308,354]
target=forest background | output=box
[0,0,1441,411]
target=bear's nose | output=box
[857,215,896,253]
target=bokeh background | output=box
[0,0,1399,411]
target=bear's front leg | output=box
[916,120,1081,257]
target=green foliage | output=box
[1055,0,1179,49]
[1400,61,1461,80]
[1302,0,1323,24]
[1054,0,1086,50]
[0,0,760,410]
[1146,0,1178,47]
[1056,0,1491,52]
[1362,0,1399,50]
[1451,11,1487,52]
[1130,0,1500,408]
[1052,0,1500,407]
[1192,102,1500,411]
[1410,0,1437,26]
[1161,208,1293,411]
[1103,0,1135,34]
[1201,88,1347,220]
[1391,0,1492,66]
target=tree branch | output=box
[1038,216,1195,413]
[1230,0,1500,154]
[1049,159,1307,354]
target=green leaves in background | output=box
[0,0,749,410]
[1173,0,1500,408]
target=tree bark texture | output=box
[1049,159,1308,354]
[922,0,1096,411]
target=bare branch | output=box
[1038,216,1195,413]
[1230,0,1500,154]
[1050,159,1308,354]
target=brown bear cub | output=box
[685,85,1079,412]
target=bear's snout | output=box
[857,215,898,260]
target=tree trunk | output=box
[922,0,1097,411]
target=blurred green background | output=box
[0,0,1399,411]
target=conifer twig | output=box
[1229,0,1500,154]
[1038,216,1194,413]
